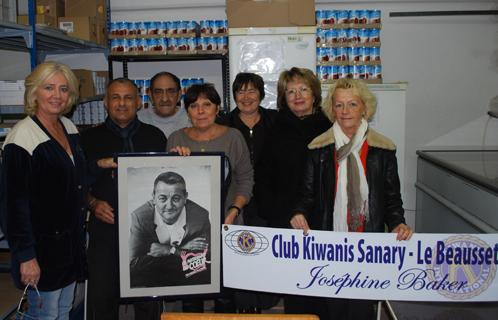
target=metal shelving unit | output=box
[0,1,108,127]
[0,20,107,68]
[108,53,231,112]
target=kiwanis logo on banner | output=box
[222,225,498,302]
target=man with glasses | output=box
[138,72,190,137]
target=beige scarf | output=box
[333,119,369,232]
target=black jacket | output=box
[218,106,278,168]
[218,107,277,226]
[293,127,406,232]
[256,108,331,228]
[2,116,87,290]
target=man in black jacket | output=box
[81,78,167,320]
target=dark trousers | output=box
[323,298,375,320]
[86,225,120,320]
[86,224,160,320]
[284,295,375,320]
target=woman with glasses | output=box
[255,67,331,314]
[291,78,413,319]
[218,72,279,313]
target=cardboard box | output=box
[65,0,105,19]
[72,69,96,98]
[226,0,315,28]
[95,18,108,46]
[59,16,97,42]
[17,14,57,27]
[37,0,64,18]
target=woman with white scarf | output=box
[291,78,412,320]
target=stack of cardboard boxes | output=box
[17,0,64,28]
[72,69,108,99]
[16,0,107,46]
[58,0,107,46]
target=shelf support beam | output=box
[28,0,38,69]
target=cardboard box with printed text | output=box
[59,16,96,42]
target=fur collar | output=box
[308,126,396,150]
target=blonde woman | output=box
[1,61,86,320]
[291,78,413,319]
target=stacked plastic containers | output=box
[71,101,107,125]
[315,10,382,83]
[109,20,228,55]
[198,20,229,52]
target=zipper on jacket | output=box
[248,129,255,165]
[319,149,326,228]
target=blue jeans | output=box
[21,282,76,320]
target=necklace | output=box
[199,140,210,152]
[187,125,223,152]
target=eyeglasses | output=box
[333,101,361,110]
[236,89,258,96]
[285,87,311,99]
[17,284,41,319]
[152,88,179,96]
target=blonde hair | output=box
[24,61,79,116]
[322,78,377,122]
[277,67,322,111]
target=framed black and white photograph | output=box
[117,153,223,298]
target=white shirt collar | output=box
[154,204,187,245]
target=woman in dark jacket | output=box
[291,78,413,320]
[219,72,277,227]
[256,67,331,229]
[255,67,331,314]
[1,62,87,319]
[218,72,279,313]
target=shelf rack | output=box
[0,20,107,68]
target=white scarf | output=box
[333,118,369,232]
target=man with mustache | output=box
[138,72,190,138]
[129,171,211,287]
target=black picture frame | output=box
[117,152,223,298]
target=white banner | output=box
[222,225,498,302]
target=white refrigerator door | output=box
[229,27,316,110]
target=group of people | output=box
[0,60,412,320]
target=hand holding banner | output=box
[222,225,498,302]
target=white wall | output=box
[2,0,498,223]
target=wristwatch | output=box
[228,205,241,217]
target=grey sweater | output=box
[167,127,254,221]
